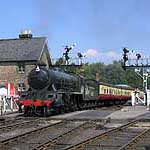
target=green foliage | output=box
[81,61,143,89]
[55,57,65,65]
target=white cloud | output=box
[106,51,119,58]
[84,49,100,57]
[84,49,122,64]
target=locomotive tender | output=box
[19,65,134,116]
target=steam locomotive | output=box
[18,65,134,116]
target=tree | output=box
[81,61,143,89]
[55,57,65,65]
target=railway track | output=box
[0,119,63,149]
[0,118,41,132]
[63,119,150,150]
[32,120,104,150]
[0,119,106,150]
[0,117,150,150]
[0,118,63,146]
[0,117,23,126]
[0,116,41,126]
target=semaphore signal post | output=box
[122,48,150,106]
[52,44,86,75]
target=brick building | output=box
[0,32,52,95]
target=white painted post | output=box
[147,90,150,107]
[10,97,13,111]
[143,93,145,105]
[3,96,6,114]
[7,83,10,97]
[131,91,135,106]
[78,58,82,65]
[144,94,146,106]
[0,96,3,115]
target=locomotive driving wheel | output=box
[62,94,73,112]
[70,95,78,111]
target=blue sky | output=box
[0,0,150,64]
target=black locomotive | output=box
[19,66,92,116]
[19,65,133,116]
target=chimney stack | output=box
[96,73,100,81]
[19,29,32,38]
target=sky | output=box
[0,0,150,64]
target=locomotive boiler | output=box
[28,66,80,92]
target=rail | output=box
[0,120,63,146]
[63,119,144,150]
[32,121,88,150]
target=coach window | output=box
[124,91,126,95]
[104,89,106,94]
[107,89,109,94]
[109,89,112,94]
[116,89,118,95]
[18,64,25,73]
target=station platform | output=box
[105,105,149,120]
[50,105,150,120]
[1,105,150,122]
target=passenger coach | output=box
[99,83,133,103]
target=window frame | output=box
[18,83,26,92]
[18,63,25,73]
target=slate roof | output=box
[0,37,47,62]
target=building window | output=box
[18,83,26,92]
[18,64,25,73]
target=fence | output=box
[0,96,18,115]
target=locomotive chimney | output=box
[96,73,100,81]
[36,65,40,72]
[19,29,33,38]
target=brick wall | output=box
[0,64,35,94]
